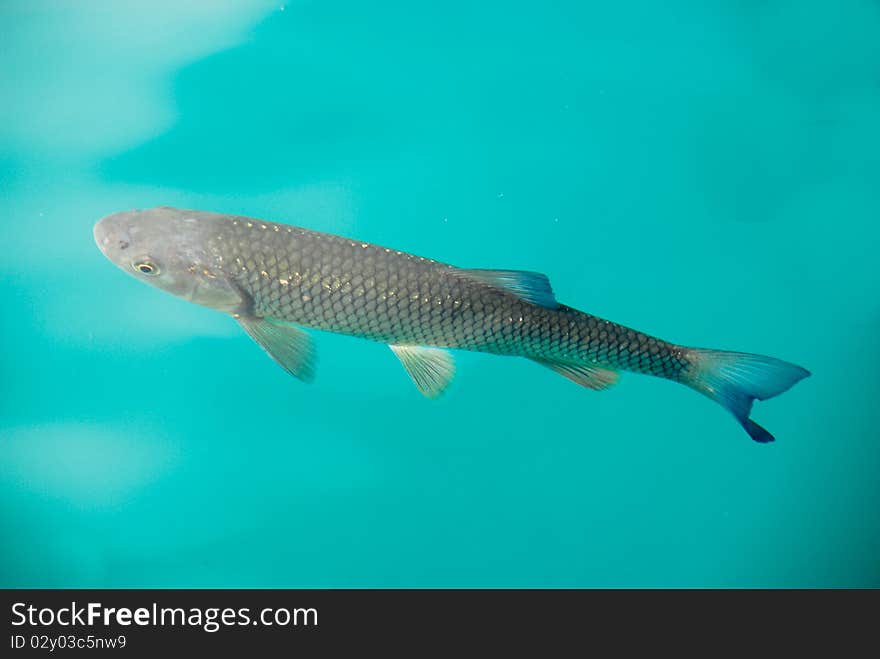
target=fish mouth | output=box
[94,210,139,258]
[93,218,110,253]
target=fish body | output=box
[94,207,809,442]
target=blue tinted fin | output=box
[684,348,810,443]
[237,315,316,382]
[531,358,619,390]
[457,268,558,309]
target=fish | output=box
[93,206,810,442]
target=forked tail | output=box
[683,349,810,442]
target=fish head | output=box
[94,207,244,312]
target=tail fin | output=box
[684,349,810,443]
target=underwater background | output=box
[1,0,878,588]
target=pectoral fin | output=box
[237,315,316,382]
[532,358,619,390]
[390,345,455,398]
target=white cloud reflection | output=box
[0,422,179,505]
[0,0,277,160]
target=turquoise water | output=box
[2,1,878,588]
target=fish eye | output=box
[132,260,159,275]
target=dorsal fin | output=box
[456,268,558,309]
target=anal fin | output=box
[390,345,455,398]
[532,358,619,390]
[237,315,316,382]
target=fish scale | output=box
[208,215,688,379]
